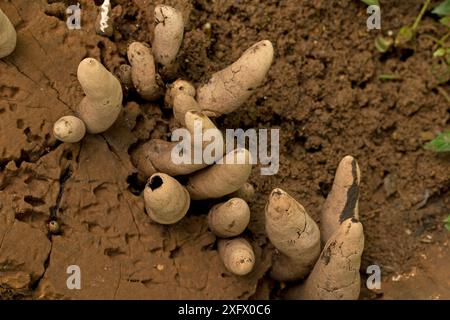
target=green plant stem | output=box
[379,74,402,81]
[440,31,450,44]
[422,34,442,45]
[422,32,450,49]
[412,0,431,31]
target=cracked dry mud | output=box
[0,0,449,300]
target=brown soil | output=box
[0,0,449,300]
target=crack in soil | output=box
[50,167,73,219]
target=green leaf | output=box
[424,131,450,152]
[395,26,414,46]
[432,0,450,17]
[439,16,450,27]
[375,36,393,53]
[378,74,401,81]
[445,215,450,231]
[361,0,380,5]
[433,47,447,57]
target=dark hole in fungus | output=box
[339,159,360,223]
[126,172,146,196]
[148,175,163,191]
[273,190,282,196]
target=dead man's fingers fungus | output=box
[131,139,207,177]
[228,182,256,203]
[265,189,321,282]
[285,218,364,300]
[132,111,222,177]
[0,8,17,59]
[53,116,86,143]
[196,40,274,117]
[117,64,133,89]
[218,238,255,276]
[321,155,360,244]
[184,110,224,152]
[153,5,184,71]
[144,173,190,225]
[186,148,252,200]
[184,110,218,132]
[208,198,251,238]
[77,58,123,134]
[164,79,196,108]
[127,42,162,100]
[173,94,201,126]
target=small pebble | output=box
[203,22,211,30]
[48,220,60,234]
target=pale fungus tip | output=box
[53,116,86,143]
